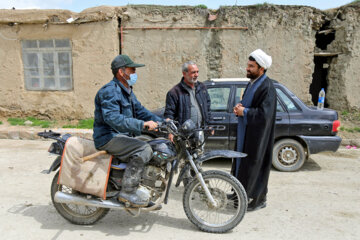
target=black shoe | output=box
[227,193,239,208]
[247,198,266,212]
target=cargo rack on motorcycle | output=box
[38,130,71,142]
[38,130,61,138]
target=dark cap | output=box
[111,54,145,70]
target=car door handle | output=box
[212,116,225,120]
[209,125,226,131]
[215,125,226,131]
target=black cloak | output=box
[231,76,277,200]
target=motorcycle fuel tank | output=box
[148,139,176,166]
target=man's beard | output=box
[246,71,260,80]
[189,77,198,84]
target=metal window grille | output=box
[21,39,73,91]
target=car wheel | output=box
[272,139,306,172]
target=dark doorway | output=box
[310,57,330,107]
[315,22,335,50]
[310,21,336,107]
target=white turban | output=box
[249,49,272,69]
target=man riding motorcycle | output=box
[93,54,163,207]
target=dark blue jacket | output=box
[93,78,163,149]
[164,78,211,126]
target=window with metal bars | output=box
[21,39,72,91]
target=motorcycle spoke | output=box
[188,177,242,227]
[58,184,101,216]
[51,171,109,225]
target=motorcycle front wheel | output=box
[51,171,109,225]
[183,170,247,233]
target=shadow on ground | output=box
[7,187,197,239]
[298,158,321,171]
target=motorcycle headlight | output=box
[180,119,196,138]
[190,130,205,149]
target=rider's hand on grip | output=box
[144,121,158,131]
[168,133,174,142]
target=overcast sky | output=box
[0,0,355,12]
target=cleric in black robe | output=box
[231,49,277,211]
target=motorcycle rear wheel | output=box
[183,170,247,233]
[51,171,109,225]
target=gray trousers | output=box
[98,134,152,164]
[98,134,152,192]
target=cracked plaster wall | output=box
[0,9,119,119]
[0,4,359,120]
[326,5,360,110]
[123,5,324,110]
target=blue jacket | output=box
[93,78,163,149]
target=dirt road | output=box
[0,139,359,240]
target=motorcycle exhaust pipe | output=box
[54,191,125,210]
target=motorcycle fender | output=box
[197,150,247,163]
[41,156,61,174]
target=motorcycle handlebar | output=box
[157,120,179,136]
[157,120,214,137]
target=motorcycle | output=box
[39,119,248,233]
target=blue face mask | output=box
[126,73,137,86]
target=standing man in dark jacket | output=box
[164,61,211,142]
[232,49,277,211]
[93,54,163,207]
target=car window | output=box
[207,87,231,112]
[277,99,285,112]
[276,88,299,112]
[234,87,246,106]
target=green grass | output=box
[7,117,54,128]
[62,119,93,129]
[0,121,2,125]
[254,2,270,7]
[6,117,94,129]
[61,124,77,128]
[339,126,360,133]
[341,110,349,116]
[339,110,360,122]
[26,117,53,128]
[7,118,26,126]
[195,4,207,9]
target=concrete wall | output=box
[0,9,119,119]
[326,5,360,110]
[124,5,324,109]
[0,4,359,120]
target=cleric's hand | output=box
[233,103,245,116]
